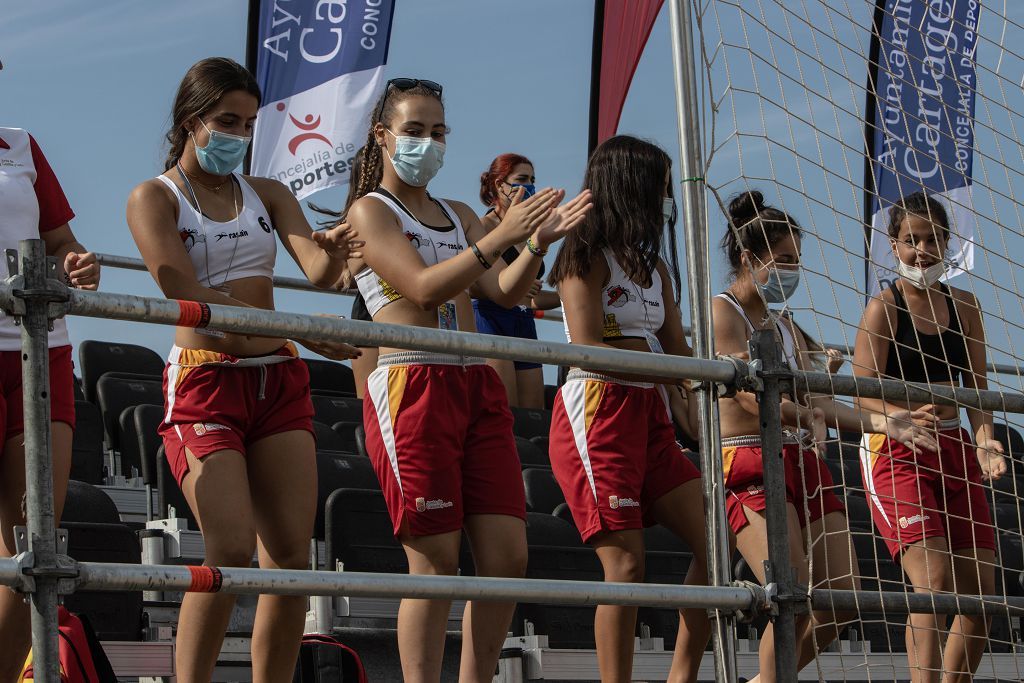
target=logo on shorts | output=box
[747,485,765,496]
[899,514,930,529]
[609,495,640,510]
[415,497,453,512]
[192,422,231,437]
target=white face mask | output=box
[662,197,675,225]
[897,259,945,290]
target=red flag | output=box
[592,0,665,148]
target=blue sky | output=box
[3,0,1023,391]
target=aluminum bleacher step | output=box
[98,484,159,524]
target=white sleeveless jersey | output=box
[156,173,276,288]
[564,249,665,343]
[354,191,467,316]
[715,292,799,369]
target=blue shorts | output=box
[472,299,541,370]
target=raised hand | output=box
[64,251,100,290]
[493,187,561,246]
[312,222,364,260]
[532,189,594,249]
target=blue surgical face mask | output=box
[504,182,536,201]
[758,266,801,304]
[192,120,251,176]
[385,130,445,187]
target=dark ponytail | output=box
[721,190,802,276]
[164,57,261,171]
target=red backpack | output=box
[20,606,116,683]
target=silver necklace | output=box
[177,163,242,291]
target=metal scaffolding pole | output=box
[13,241,63,682]
[751,330,801,681]
[667,1,738,680]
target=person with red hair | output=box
[473,154,561,408]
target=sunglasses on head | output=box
[374,78,444,122]
[386,78,442,96]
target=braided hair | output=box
[721,190,802,277]
[343,83,445,215]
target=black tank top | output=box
[883,283,968,385]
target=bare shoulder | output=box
[346,194,400,233]
[948,284,979,308]
[127,176,176,214]
[440,198,476,224]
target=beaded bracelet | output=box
[471,243,492,269]
[526,237,547,257]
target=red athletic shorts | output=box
[159,344,314,487]
[860,425,995,558]
[722,438,845,535]
[363,352,526,537]
[548,372,701,543]
[0,345,75,448]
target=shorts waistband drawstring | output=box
[376,351,485,367]
[564,369,655,389]
[258,366,267,400]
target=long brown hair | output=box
[548,135,681,301]
[163,57,261,171]
[344,83,445,215]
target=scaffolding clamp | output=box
[4,249,70,329]
[11,526,80,596]
[729,579,774,623]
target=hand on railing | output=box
[884,404,940,455]
[64,252,100,290]
[976,439,1007,481]
[296,314,363,360]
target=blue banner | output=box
[250,0,396,199]
[865,0,979,294]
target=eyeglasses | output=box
[374,78,444,122]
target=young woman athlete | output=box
[854,191,1004,682]
[126,57,360,683]
[0,121,100,679]
[473,153,561,408]
[712,190,938,682]
[343,78,590,683]
[547,135,710,683]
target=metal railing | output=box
[5,239,1024,681]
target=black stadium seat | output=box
[311,394,363,428]
[522,468,565,514]
[511,407,552,441]
[313,420,349,453]
[70,400,104,485]
[132,404,164,487]
[95,373,163,452]
[79,340,163,404]
[156,445,196,529]
[516,513,603,647]
[314,451,380,540]
[326,488,406,573]
[303,358,356,396]
[515,436,549,469]
[60,481,143,641]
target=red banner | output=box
[595,0,665,145]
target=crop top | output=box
[883,283,968,385]
[354,188,466,317]
[156,173,276,288]
[565,250,665,347]
[715,291,799,369]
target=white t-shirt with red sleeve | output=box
[0,127,73,350]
